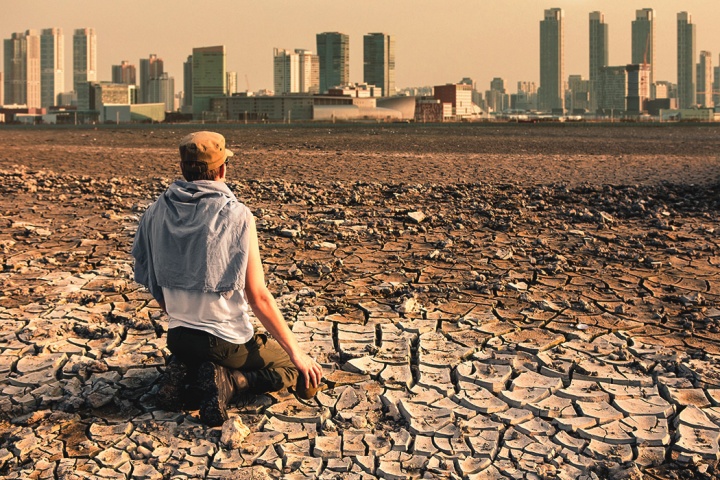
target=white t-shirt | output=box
[163,287,254,344]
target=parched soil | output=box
[1,123,719,186]
[3,123,720,479]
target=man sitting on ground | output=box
[132,131,323,426]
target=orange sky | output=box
[4,0,720,93]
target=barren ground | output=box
[2,124,720,479]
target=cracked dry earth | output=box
[2,125,720,480]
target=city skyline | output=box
[3,0,720,95]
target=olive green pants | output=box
[167,326,298,394]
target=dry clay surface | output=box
[2,125,720,479]
[1,124,719,186]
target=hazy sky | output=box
[4,0,720,93]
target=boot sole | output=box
[156,359,187,411]
[197,362,228,427]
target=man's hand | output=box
[291,352,323,389]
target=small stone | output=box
[220,417,251,449]
[406,211,425,224]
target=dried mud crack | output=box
[2,125,720,479]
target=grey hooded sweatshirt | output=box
[132,180,251,303]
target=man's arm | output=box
[243,216,323,389]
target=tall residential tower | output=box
[192,45,226,119]
[183,55,193,109]
[73,28,97,110]
[40,28,64,108]
[112,61,136,85]
[3,30,41,108]
[697,51,713,108]
[363,33,395,97]
[139,54,164,103]
[632,9,655,89]
[539,8,564,112]
[316,32,349,93]
[677,12,696,109]
[273,48,319,94]
[589,12,608,111]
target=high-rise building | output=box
[274,49,299,94]
[273,48,319,95]
[139,54,164,103]
[589,12,608,111]
[0,72,3,105]
[226,71,237,96]
[363,33,395,97]
[486,77,508,112]
[192,45,226,119]
[112,61,136,85]
[490,78,505,93]
[73,28,97,110]
[677,12,696,109]
[297,50,319,94]
[626,64,651,113]
[148,72,175,111]
[597,66,627,113]
[697,51,713,108]
[568,75,591,112]
[513,81,537,111]
[4,30,41,108]
[316,32,349,93]
[539,8,564,112]
[632,9,655,90]
[40,28,64,108]
[714,57,720,107]
[652,81,675,101]
[459,77,483,107]
[183,55,193,108]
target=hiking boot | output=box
[197,361,236,427]
[156,356,187,411]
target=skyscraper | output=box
[226,71,237,96]
[589,12,608,112]
[486,77,507,112]
[539,8,564,112]
[139,54,164,103]
[73,28,97,110]
[274,49,298,94]
[568,75,591,112]
[632,9,655,89]
[40,28,64,108]
[4,30,41,108]
[626,64,651,113]
[316,32,349,93]
[192,45,226,119]
[697,51,713,108]
[147,72,175,111]
[363,33,395,97]
[273,48,319,94]
[297,50,319,94]
[677,12,696,109]
[714,56,720,107]
[112,61,136,85]
[183,55,193,108]
[597,66,627,112]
